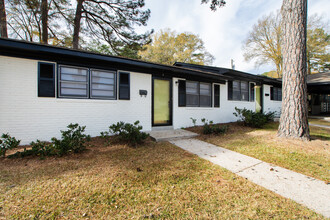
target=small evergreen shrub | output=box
[52,123,91,156]
[233,107,275,128]
[109,121,149,146]
[9,123,90,158]
[100,131,111,145]
[201,118,228,135]
[0,133,21,157]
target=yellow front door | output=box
[153,79,171,125]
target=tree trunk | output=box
[278,0,310,140]
[41,0,48,44]
[0,0,8,38]
[73,0,84,49]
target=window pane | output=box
[61,88,87,96]
[61,82,87,89]
[186,94,199,106]
[92,90,114,97]
[233,81,240,90]
[200,83,211,95]
[92,83,114,91]
[61,67,87,76]
[91,69,116,99]
[61,73,87,82]
[59,66,88,97]
[200,95,211,107]
[241,81,248,91]
[241,91,249,101]
[233,91,240,100]
[92,70,115,78]
[186,81,199,94]
[92,76,115,84]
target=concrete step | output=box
[152,126,174,131]
[148,129,198,142]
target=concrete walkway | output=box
[148,129,198,142]
[170,138,330,218]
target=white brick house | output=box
[0,38,282,144]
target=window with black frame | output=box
[186,81,199,107]
[200,82,212,107]
[59,66,89,98]
[228,80,250,101]
[90,69,116,99]
[179,80,212,107]
[58,65,117,99]
[270,86,282,101]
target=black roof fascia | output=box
[174,62,282,86]
[308,84,330,94]
[0,38,227,84]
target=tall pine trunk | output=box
[278,0,310,140]
[73,0,84,49]
[41,0,48,44]
[0,0,8,38]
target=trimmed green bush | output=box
[10,123,90,158]
[201,118,228,135]
[52,123,90,156]
[108,121,149,146]
[233,107,275,128]
[0,133,21,157]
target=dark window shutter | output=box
[250,83,255,102]
[119,72,130,100]
[214,84,220,107]
[270,87,274,100]
[278,88,282,101]
[178,80,186,107]
[228,81,233,100]
[38,62,55,97]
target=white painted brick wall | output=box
[263,84,282,116]
[0,56,152,144]
[0,55,282,144]
[172,78,256,128]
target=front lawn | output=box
[309,118,330,127]
[0,138,323,219]
[189,122,330,183]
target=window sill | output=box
[55,98,118,104]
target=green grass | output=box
[0,139,324,219]
[192,122,330,183]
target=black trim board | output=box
[175,62,282,87]
[0,38,227,84]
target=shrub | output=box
[201,118,228,135]
[109,121,149,146]
[0,133,21,157]
[100,131,112,146]
[9,123,90,158]
[233,107,275,128]
[190,117,197,127]
[52,123,91,156]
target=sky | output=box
[136,0,330,75]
